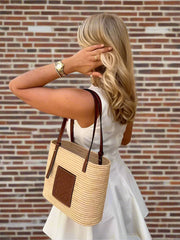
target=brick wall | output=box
[0,1,180,239]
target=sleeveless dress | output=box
[43,85,152,240]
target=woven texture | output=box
[43,140,111,226]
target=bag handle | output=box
[46,118,68,178]
[46,89,103,178]
[81,89,104,172]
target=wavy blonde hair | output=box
[77,13,137,124]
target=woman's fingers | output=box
[91,72,103,78]
[86,44,112,54]
[91,47,112,56]
[86,44,105,52]
[90,46,112,62]
[86,71,103,78]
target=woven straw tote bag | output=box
[43,89,111,226]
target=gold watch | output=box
[55,60,66,77]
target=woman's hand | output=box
[62,44,112,76]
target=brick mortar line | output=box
[1,161,177,165]
[2,45,178,48]
[1,100,180,103]
[2,2,180,4]
[1,175,179,180]
[2,163,178,167]
[0,134,180,138]
[0,206,179,210]
[1,162,179,167]
[3,11,173,13]
[1,57,180,60]
[2,0,180,2]
[1,151,180,155]
[0,110,179,115]
[0,11,179,14]
[1,83,179,87]
[0,209,178,213]
[0,191,178,196]
[1,5,120,7]
[1,14,179,18]
[10,49,178,52]
[0,75,179,78]
[0,186,179,190]
[1,79,179,82]
[1,38,178,41]
[1,53,180,57]
[138,68,180,70]
[1,127,180,131]
[2,124,180,127]
[1,109,180,113]
[1,36,179,39]
[2,50,179,54]
[2,181,180,185]
[1,136,180,139]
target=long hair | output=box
[77,13,137,124]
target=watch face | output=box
[57,62,63,70]
[55,61,65,77]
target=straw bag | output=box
[43,89,111,226]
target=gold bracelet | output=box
[54,60,66,77]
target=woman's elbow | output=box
[9,80,14,92]
[9,79,19,95]
[9,81,13,92]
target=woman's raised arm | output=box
[9,45,111,127]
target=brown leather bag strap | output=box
[70,119,74,142]
[46,118,68,178]
[82,89,103,172]
[88,90,104,163]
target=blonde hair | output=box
[77,13,137,124]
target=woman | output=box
[9,13,151,240]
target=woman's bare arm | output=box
[9,45,111,127]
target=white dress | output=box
[43,85,152,240]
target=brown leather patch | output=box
[52,166,76,207]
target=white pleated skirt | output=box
[43,156,152,240]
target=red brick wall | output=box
[0,1,180,239]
